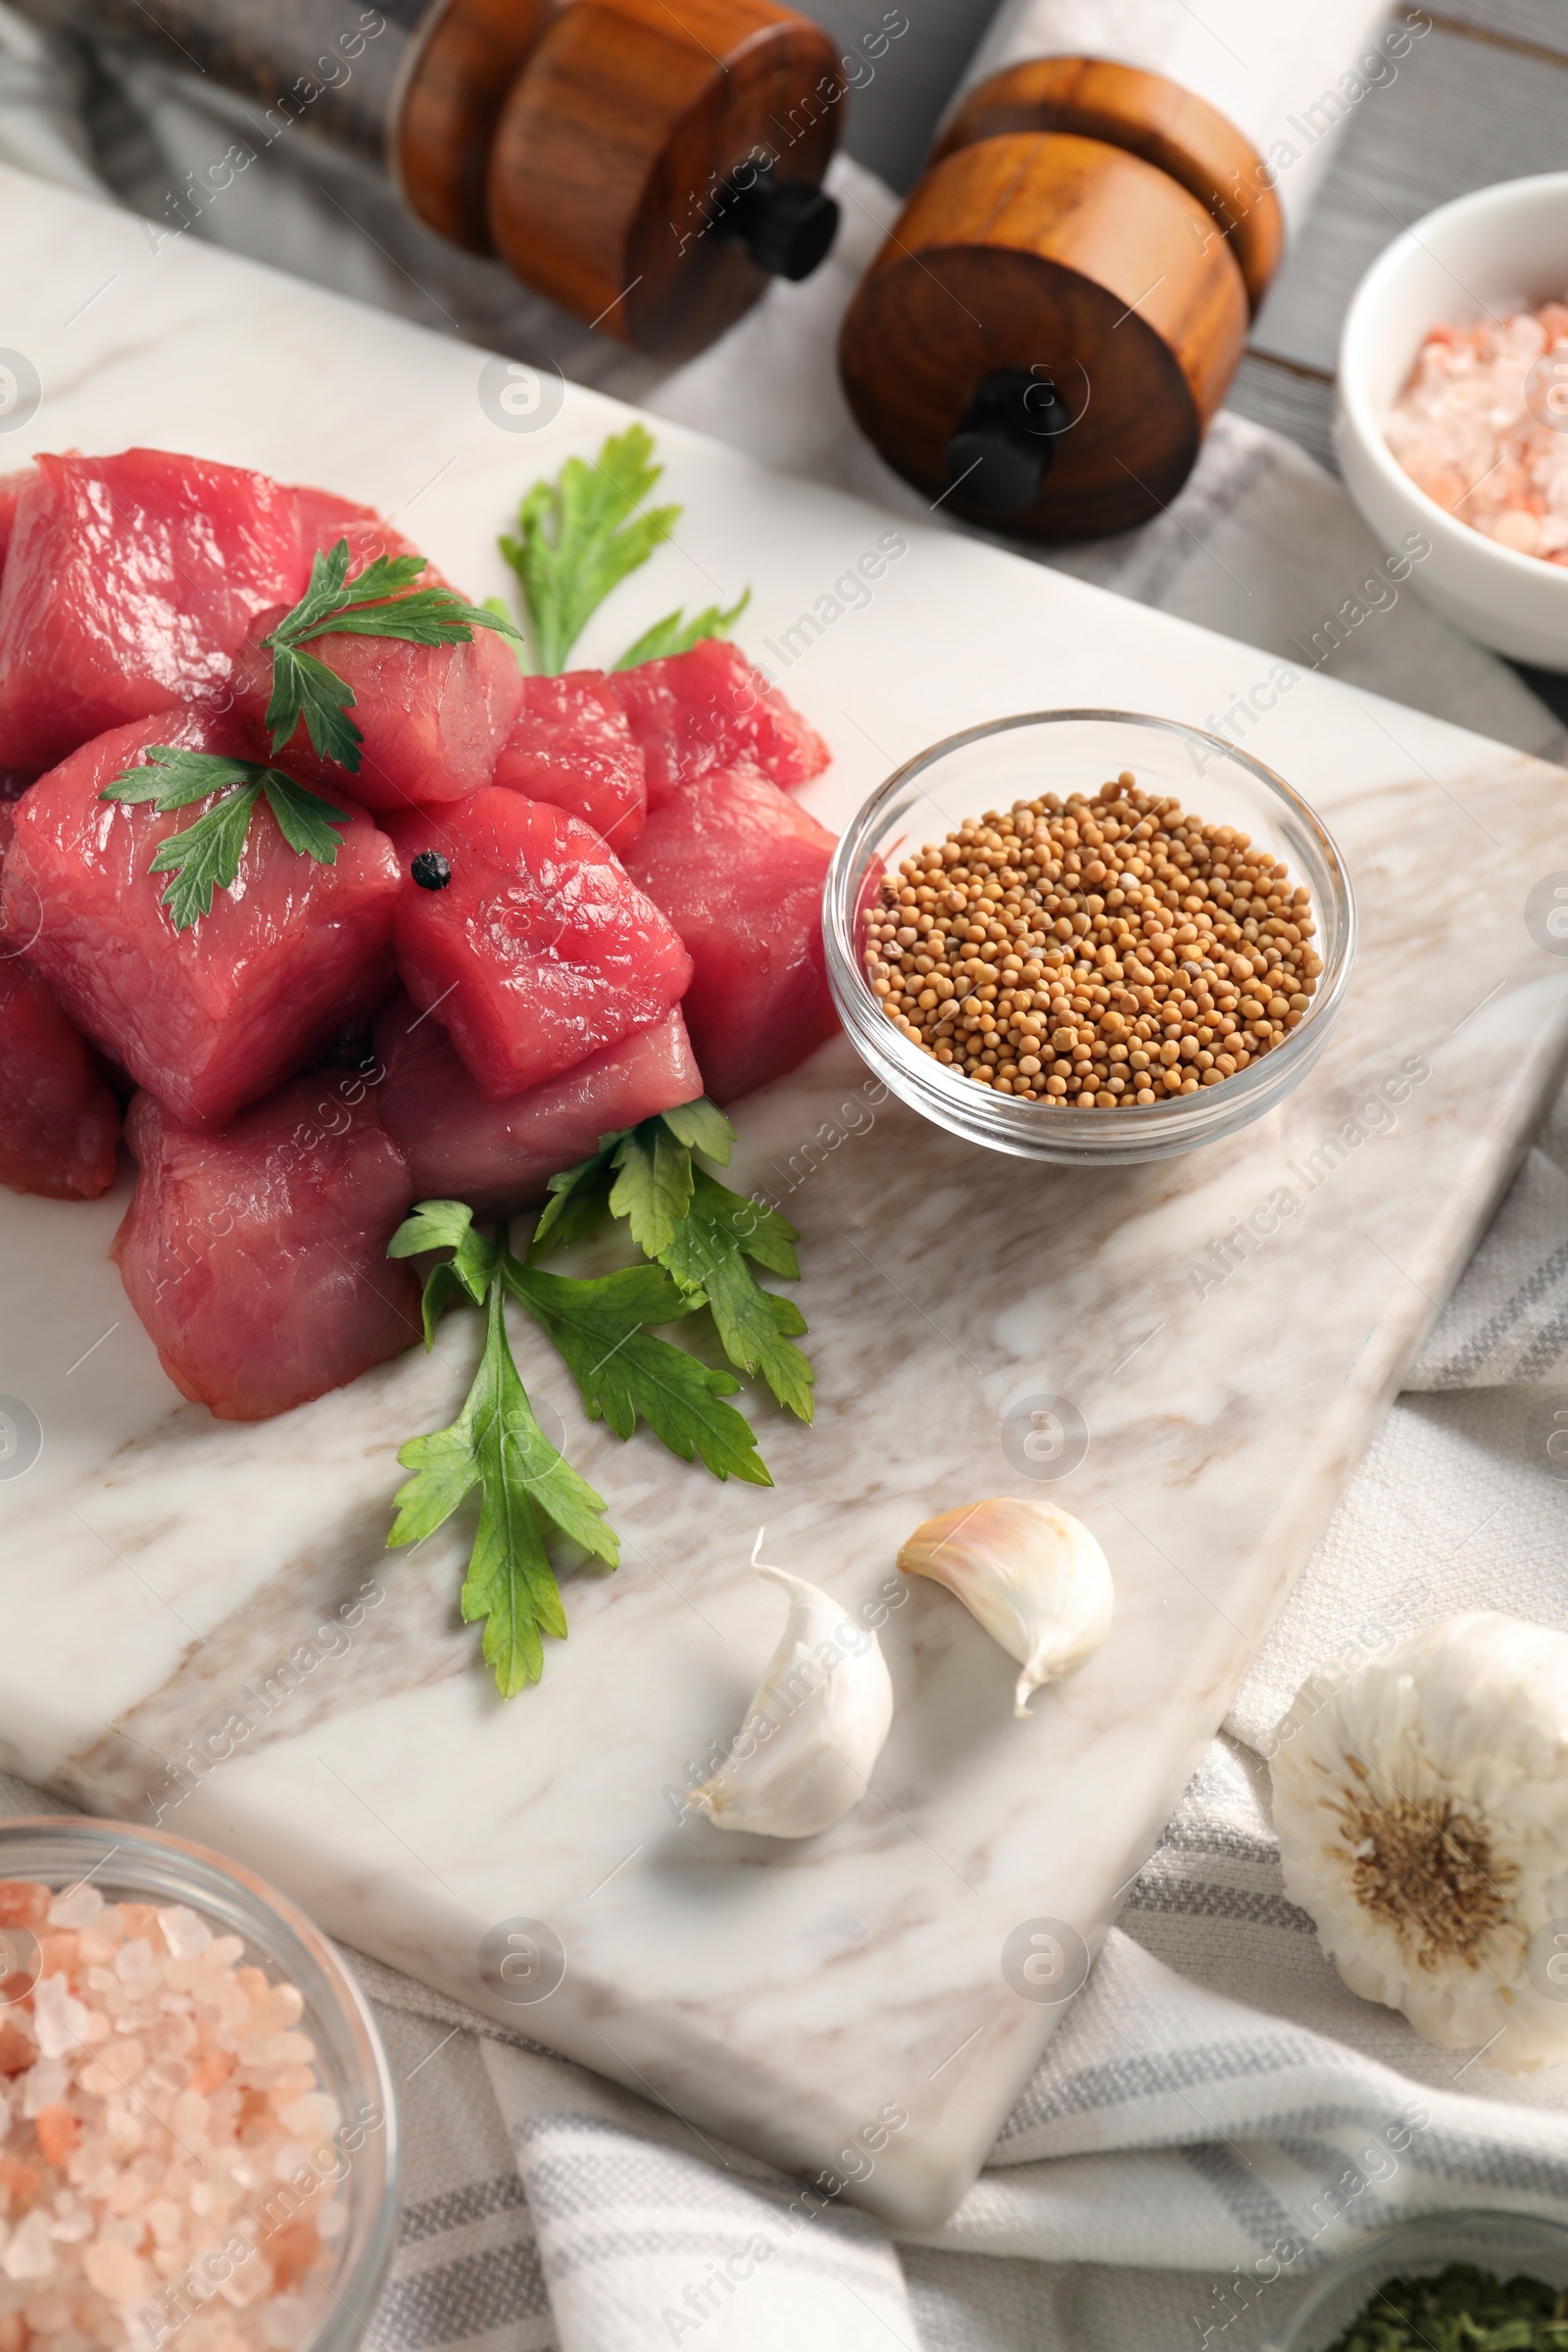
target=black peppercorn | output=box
[411,851,452,891]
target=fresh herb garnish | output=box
[532,1098,813,1421]
[263,537,517,772]
[386,1205,616,1696]
[388,1163,778,1693]
[387,1098,808,1694]
[100,749,348,932]
[614,589,752,670]
[496,424,749,673]
[1325,2262,1568,2351]
[100,538,517,926]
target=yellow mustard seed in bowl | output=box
[860,770,1322,1104]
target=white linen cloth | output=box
[3,13,1568,2350]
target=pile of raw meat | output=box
[0,449,839,1421]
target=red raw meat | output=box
[0,450,307,773]
[0,468,35,577]
[114,1079,418,1421]
[493,672,647,851]
[291,484,409,564]
[4,709,401,1129]
[375,995,700,1216]
[229,543,522,817]
[606,639,829,809]
[622,765,838,1103]
[385,789,692,1100]
[0,804,120,1200]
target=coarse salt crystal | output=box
[1,2211,54,2281]
[31,1977,90,2061]
[46,1887,104,1933]
[82,2240,149,2303]
[21,2062,66,2119]
[154,1910,211,1963]
[0,1883,345,2352]
[1387,297,1568,566]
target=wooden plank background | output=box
[1225,2,1568,715]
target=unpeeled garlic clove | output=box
[899,1496,1113,1718]
[691,1550,893,1839]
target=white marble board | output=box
[2,170,1566,2230]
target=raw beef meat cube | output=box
[0,961,122,1200]
[291,484,411,564]
[0,468,35,577]
[385,789,692,1100]
[229,551,522,816]
[374,995,700,1216]
[492,672,647,851]
[622,765,838,1103]
[0,804,120,1199]
[114,1078,419,1421]
[3,709,401,1129]
[607,639,829,808]
[0,449,307,773]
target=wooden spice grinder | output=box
[16,0,844,359]
[838,58,1285,540]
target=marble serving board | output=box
[3,168,1568,2231]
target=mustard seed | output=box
[861,774,1319,1108]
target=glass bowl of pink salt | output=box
[0,1820,398,2352]
[1336,171,1568,668]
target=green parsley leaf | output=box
[388,1271,616,1696]
[388,1200,498,1306]
[101,747,262,811]
[614,588,751,670]
[658,1097,735,1166]
[659,1166,813,1420]
[102,749,349,932]
[500,424,680,674]
[263,536,519,769]
[526,1098,814,1421]
[609,1121,694,1259]
[504,1257,770,1486]
[527,1130,626,1261]
[263,769,354,862]
[145,783,262,932]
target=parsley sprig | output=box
[386,1207,616,1696]
[386,1097,808,1695]
[533,1098,814,1421]
[100,536,515,928]
[497,424,750,673]
[262,538,515,773]
[100,749,348,932]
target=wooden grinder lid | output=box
[486,0,844,358]
[839,58,1284,541]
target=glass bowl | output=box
[822,710,1355,1166]
[0,1817,399,2352]
[1265,2210,1568,2350]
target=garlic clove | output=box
[898,1496,1114,1718]
[691,1555,894,1840]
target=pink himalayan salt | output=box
[1386,298,1568,563]
[0,1882,348,2352]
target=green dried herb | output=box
[1325,2263,1568,2352]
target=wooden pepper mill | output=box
[838,58,1285,541]
[16,0,843,359]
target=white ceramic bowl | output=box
[1335,172,1568,669]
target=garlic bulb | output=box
[691,1545,893,1839]
[898,1497,1113,1718]
[1271,1612,1568,2066]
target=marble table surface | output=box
[3,167,1567,2230]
